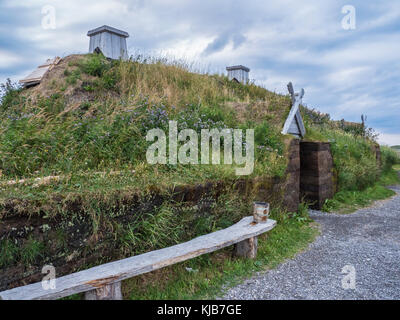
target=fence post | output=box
[234,236,258,259]
[85,282,122,300]
[233,202,269,259]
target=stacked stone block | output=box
[300,142,334,209]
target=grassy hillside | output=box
[1,53,399,294]
[1,53,398,219]
[0,54,293,217]
[301,107,398,191]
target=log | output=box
[85,282,122,300]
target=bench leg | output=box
[234,236,258,259]
[85,281,122,300]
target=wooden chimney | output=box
[87,25,129,60]
[226,65,250,84]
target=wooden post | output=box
[233,236,258,259]
[281,82,306,138]
[253,202,269,223]
[234,202,269,259]
[85,282,122,300]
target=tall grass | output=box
[0,53,289,180]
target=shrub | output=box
[79,53,109,77]
[381,146,400,172]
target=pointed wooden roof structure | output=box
[281,82,306,139]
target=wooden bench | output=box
[0,215,276,300]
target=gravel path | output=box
[222,183,400,300]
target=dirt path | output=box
[222,183,400,300]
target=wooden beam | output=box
[84,282,122,300]
[295,109,306,137]
[234,236,258,259]
[0,216,276,300]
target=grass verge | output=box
[322,168,400,214]
[121,217,318,300]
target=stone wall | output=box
[283,139,300,212]
[300,141,334,210]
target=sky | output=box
[0,0,399,146]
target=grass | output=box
[0,53,290,178]
[20,238,45,265]
[0,159,288,221]
[60,164,399,300]
[122,215,318,299]
[60,202,318,300]
[0,237,45,267]
[0,239,19,268]
[304,126,380,191]
[322,168,400,214]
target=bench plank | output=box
[0,216,276,300]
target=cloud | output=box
[202,32,247,56]
[0,50,22,69]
